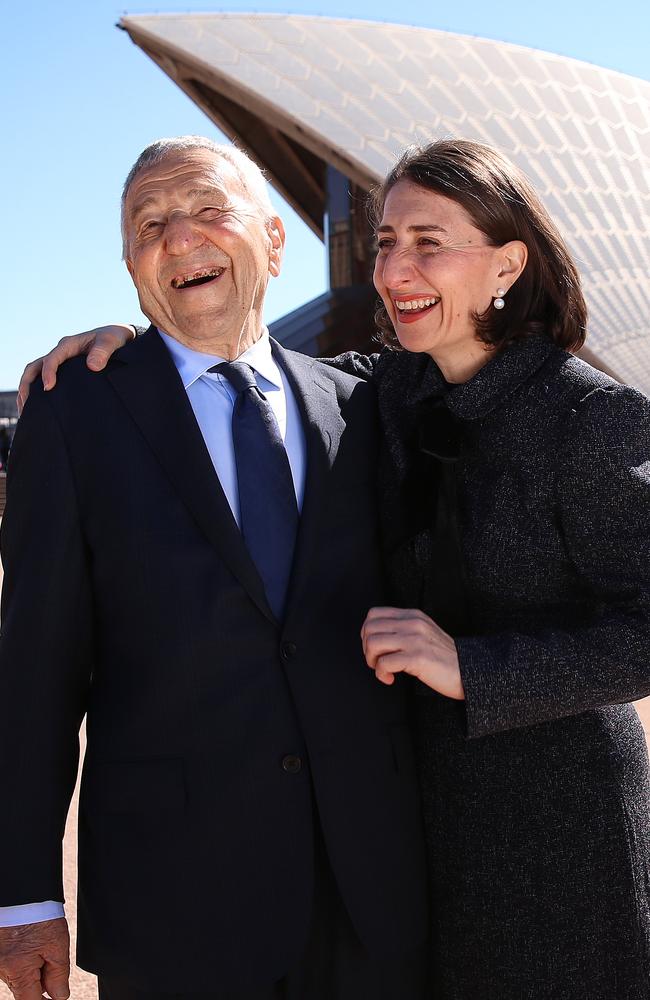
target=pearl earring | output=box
[493,287,506,310]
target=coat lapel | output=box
[271,340,345,622]
[105,327,274,623]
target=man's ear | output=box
[496,240,528,290]
[126,257,135,281]
[267,216,286,278]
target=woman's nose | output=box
[381,246,416,287]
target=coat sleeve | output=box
[0,385,93,905]
[316,351,382,381]
[457,383,650,738]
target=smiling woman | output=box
[370,142,587,371]
[372,182,528,381]
[352,140,650,1000]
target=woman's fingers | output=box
[18,333,96,410]
[363,628,423,685]
[360,607,463,697]
[85,325,136,371]
[16,326,136,415]
[364,606,428,624]
[362,607,432,640]
[361,610,434,654]
[17,357,46,415]
[41,334,96,389]
[363,631,406,670]
[375,651,410,685]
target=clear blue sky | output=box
[2,0,648,389]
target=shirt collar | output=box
[157,328,281,391]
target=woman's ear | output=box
[496,240,528,291]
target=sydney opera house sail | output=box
[119,13,650,392]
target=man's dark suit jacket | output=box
[0,329,428,993]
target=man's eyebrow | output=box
[185,185,228,202]
[130,195,159,220]
[376,223,448,234]
[130,186,228,221]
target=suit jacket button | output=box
[281,642,297,662]
[282,755,302,774]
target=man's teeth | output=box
[172,267,224,289]
[395,297,439,311]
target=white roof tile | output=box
[121,12,650,393]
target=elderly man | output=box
[0,137,428,999]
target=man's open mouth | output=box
[171,267,225,290]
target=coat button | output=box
[282,755,302,774]
[281,642,297,662]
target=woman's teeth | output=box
[395,297,439,312]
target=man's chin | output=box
[157,311,246,356]
[146,308,220,340]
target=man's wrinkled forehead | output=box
[126,150,245,220]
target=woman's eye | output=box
[375,237,441,253]
[197,206,223,219]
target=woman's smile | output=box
[392,294,440,322]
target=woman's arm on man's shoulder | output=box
[17,324,138,414]
[17,327,393,410]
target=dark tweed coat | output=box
[333,335,650,999]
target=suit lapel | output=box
[271,340,345,622]
[106,328,274,623]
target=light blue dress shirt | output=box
[158,328,306,520]
[0,328,306,927]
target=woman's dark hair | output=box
[369,139,588,352]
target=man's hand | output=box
[17,325,136,415]
[361,606,465,699]
[0,918,70,1000]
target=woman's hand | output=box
[361,607,465,699]
[17,324,136,415]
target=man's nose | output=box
[164,214,205,254]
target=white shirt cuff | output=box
[0,901,65,926]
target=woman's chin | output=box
[393,321,439,355]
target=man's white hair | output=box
[120,135,274,256]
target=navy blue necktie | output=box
[211,361,299,619]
